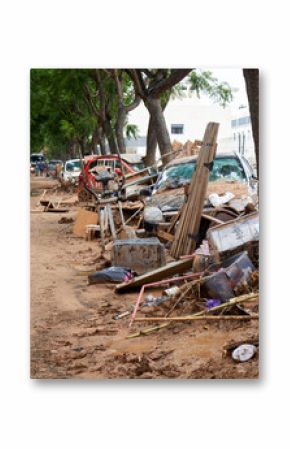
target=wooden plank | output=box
[73,210,99,238]
[156,229,174,242]
[167,208,181,233]
[201,213,224,225]
[107,204,117,240]
[135,315,259,322]
[170,122,219,258]
[115,257,194,293]
[45,208,69,213]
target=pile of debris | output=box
[32,121,259,364]
[171,139,202,158]
[71,123,259,362]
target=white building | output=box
[125,69,256,168]
[126,89,233,157]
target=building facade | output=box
[126,88,256,168]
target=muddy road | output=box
[30,192,259,379]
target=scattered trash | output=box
[205,299,221,310]
[232,344,257,362]
[88,266,136,285]
[208,192,235,207]
[113,311,131,320]
[202,251,256,301]
[144,294,169,307]
[164,286,180,297]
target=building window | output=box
[171,124,184,134]
[231,116,251,128]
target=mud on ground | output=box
[30,193,259,379]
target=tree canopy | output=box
[31,68,233,163]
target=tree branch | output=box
[126,69,147,98]
[148,69,192,97]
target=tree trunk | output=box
[103,118,118,154]
[91,129,100,155]
[144,115,158,166]
[96,127,106,155]
[116,105,127,154]
[78,138,86,158]
[145,96,172,165]
[243,69,259,177]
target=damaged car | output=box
[143,152,257,231]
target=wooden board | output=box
[115,257,194,293]
[157,229,175,242]
[170,122,219,258]
[73,210,99,238]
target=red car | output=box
[78,154,145,200]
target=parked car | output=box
[61,159,83,183]
[30,153,46,173]
[143,152,257,228]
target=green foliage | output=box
[125,123,139,140]
[31,68,234,161]
[31,69,99,158]
[189,70,233,107]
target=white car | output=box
[61,159,82,182]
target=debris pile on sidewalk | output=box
[31,121,259,368]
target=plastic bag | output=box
[143,206,164,224]
[208,192,235,207]
[232,344,257,362]
[88,266,135,285]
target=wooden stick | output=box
[126,292,258,338]
[115,206,143,234]
[201,213,224,225]
[107,204,117,240]
[127,322,171,339]
[165,279,200,317]
[191,293,258,316]
[118,201,125,227]
[135,315,258,322]
[167,208,182,233]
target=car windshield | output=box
[155,157,246,191]
[130,162,145,171]
[31,155,45,163]
[66,161,81,171]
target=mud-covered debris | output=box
[58,217,74,224]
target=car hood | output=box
[147,180,253,213]
[146,188,186,212]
